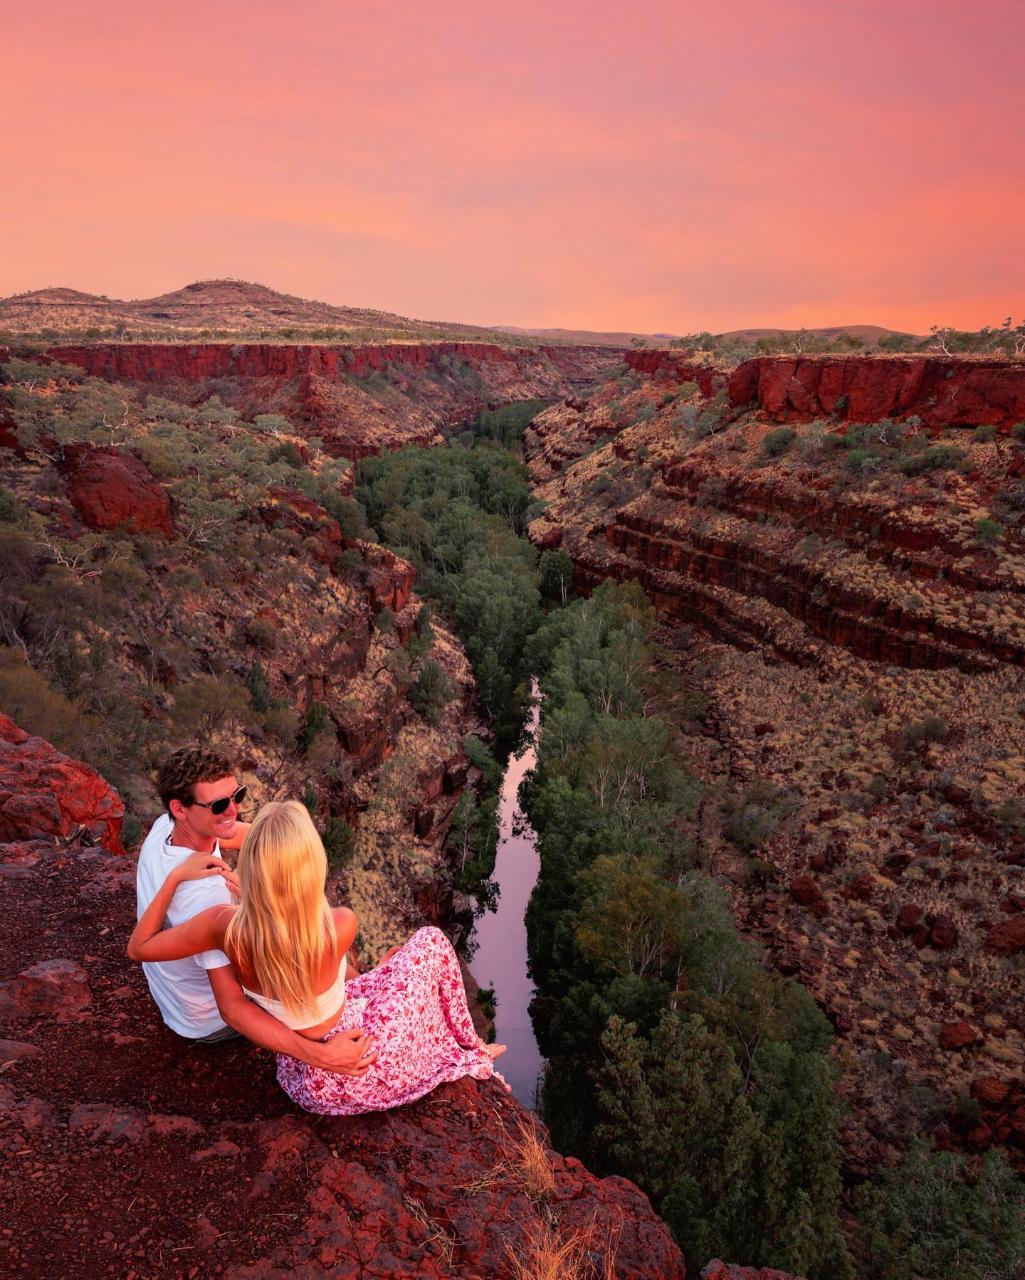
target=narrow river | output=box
[470,687,544,1107]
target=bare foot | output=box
[482,1042,507,1060]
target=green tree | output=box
[856,1141,1025,1280]
[538,548,574,605]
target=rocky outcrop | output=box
[46,342,625,459]
[701,1264,804,1280]
[625,350,727,397]
[257,486,342,565]
[728,355,1025,429]
[0,713,124,853]
[61,443,175,537]
[0,738,685,1280]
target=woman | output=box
[129,800,506,1114]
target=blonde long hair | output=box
[223,801,337,1019]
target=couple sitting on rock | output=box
[129,747,506,1114]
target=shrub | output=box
[673,405,699,430]
[762,427,796,458]
[322,815,357,871]
[899,446,967,475]
[172,674,253,739]
[408,658,453,725]
[298,702,331,755]
[0,486,23,523]
[246,662,270,713]
[262,701,300,744]
[134,437,182,479]
[121,814,144,852]
[244,616,278,653]
[722,782,794,852]
[973,516,1002,545]
[694,406,723,438]
[1012,422,1025,442]
[898,717,948,754]
[407,604,435,661]
[376,606,396,633]
[268,442,304,469]
[994,798,1025,837]
[973,425,997,443]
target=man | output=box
[136,746,376,1076]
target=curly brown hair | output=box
[158,747,237,814]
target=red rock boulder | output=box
[365,546,417,613]
[985,915,1025,956]
[0,713,125,853]
[939,1021,981,1050]
[62,443,174,538]
[789,876,822,906]
[0,959,91,1021]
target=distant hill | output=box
[493,324,669,348]
[494,322,921,350]
[719,323,919,344]
[0,278,921,349]
[0,279,545,346]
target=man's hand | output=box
[209,967,379,1074]
[309,1028,378,1076]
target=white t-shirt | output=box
[135,813,234,1038]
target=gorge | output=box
[3,314,1025,1278]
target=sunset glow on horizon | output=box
[4,0,1024,335]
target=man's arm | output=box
[207,965,377,1075]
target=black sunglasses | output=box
[189,785,248,816]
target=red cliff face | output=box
[0,733,686,1280]
[47,342,625,460]
[626,350,727,397]
[729,355,1025,429]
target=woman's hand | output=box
[174,850,235,885]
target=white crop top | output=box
[242,959,346,1031]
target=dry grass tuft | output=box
[403,1196,457,1265]
[509,1116,557,1204]
[507,1219,619,1280]
[459,1116,556,1205]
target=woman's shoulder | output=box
[330,905,358,949]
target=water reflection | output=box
[471,689,544,1107]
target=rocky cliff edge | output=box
[0,718,686,1279]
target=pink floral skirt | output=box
[276,926,503,1115]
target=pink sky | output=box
[4,0,1024,334]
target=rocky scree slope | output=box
[43,340,624,459]
[526,354,1025,1174]
[0,718,686,1280]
